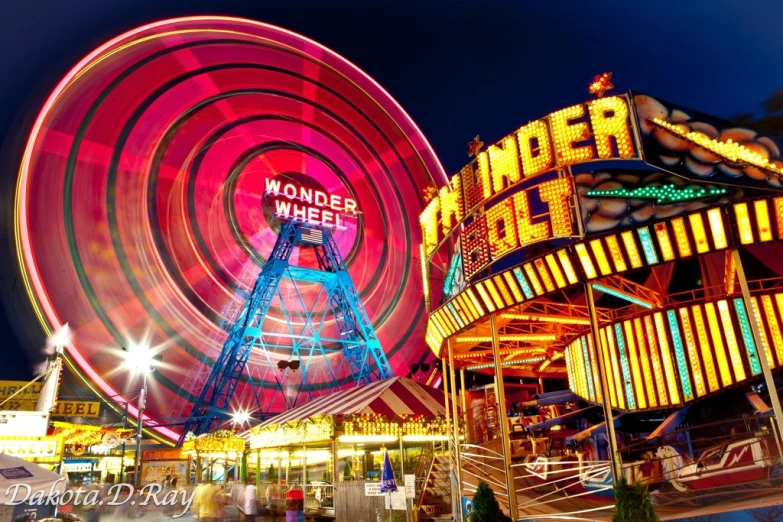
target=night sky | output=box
[1,0,783,380]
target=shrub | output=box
[471,480,505,522]
[612,477,658,522]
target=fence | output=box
[334,480,392,522]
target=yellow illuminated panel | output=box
[513,190,550,243]
[573,341,585,399]
[689,213,710,254]
[435,309,457,334]
[654,312,681,405]
[420,198,440,255]
[465,288,485,317]
[539,178,574,238]
[754,200,773,242]
[718,300,746,382]
[557,249,579,284]
[761,295,783,367]
[430,313,449,339]
[691,306,720,393]
[446,304,465,330]
[474,282,497,313]
[704,302,732,387]
[604,235,628,272]
[775,198,783,240]
[486,136,521,194]
[679,308,707,398]
[623,321,647,409]
[621,231,643,268]
[587,334,603,402]
[671,217,692,257]
[654,223,675,262]
[420,244,429,305]
[604,326,626,409]
[486,200,518,258]
[483,278,506,310]
[634,318,657,407]
[534,259,556,292]
[735,203,754,245]
[550,104,594,164]
[492,275,515,307]
[455,294,477,322]
[502,271,524,303]
[450,298,470,326]
[750,297,775,370]
[523,263,545,295]
[439,176,464,235]
[598,328,618,408]
[644,315,668,406]
[706,208,728,249]
[545,254,567,288]
[590,239,613,276]
[587,96,635,159]
[574,243,597,279]
[516,120,553,177]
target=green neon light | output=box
[733,298,762,376]
[512,267,534,299]
[614,323,636,409]
[592,283,654,309]
[581,336,595,401]
[637,227,659,265]
[443,254,461,298]
[586,184,727,204]
[667,310,694,401]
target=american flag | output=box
[300,227,323,245]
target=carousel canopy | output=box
[255,377,446,430]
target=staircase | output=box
[417,446,453,521]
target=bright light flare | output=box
[122,342,157,374]
[48,323,70,354]
[232,410,252,425]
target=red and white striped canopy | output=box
[256,377,446,428]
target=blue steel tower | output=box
[178,219,393,444]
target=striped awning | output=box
[253,377,446,430]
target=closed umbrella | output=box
[380,447,396,522]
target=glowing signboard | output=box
[0,436,64,464]
[264,178,358,228]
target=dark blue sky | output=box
[1,0,783,378]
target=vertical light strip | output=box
[430,314,450,338]
[671,217,692,257]
[644,315,668,406]
[706,208,728,249]
[623,320,647,409]
[734,298,762,376]
[655,312,681,405]
[704,302,732,387]
[689,213,710,254]
[456,294,477,322]
[637,227,660,265]
[614,323,636,409]
[735,203,754,245]
[754,200,773,242]
[574,243,597,279]
[605,235,628,272]
[589,239,613,276]
[483,279,506,309]
[492,275,515,307]
[750,297,775,370]
[502,271,524,303]
[654,223,675,262]
[718,300,746,382]
[770,294,783,366]
[523,264,545,296]
[604,327,626,409]
[565,345,575,393]
[634,318,657,407]
[450,298,471,325]
[420,243,430,304]
[557,250,579,285]
[581,336,596,401]
[545,254,567,288]
[575,339,588,399]
[599,328,618,408]
[774,197,783,239]
[691,305,720,393]
[447,302,466,329]
[667,310,694,402]
[512,267,534,299]
[678,308,707,397]
[587,333,603,402]
[621,231,643,268]
[533,259,556,292]
[474,282,497,313]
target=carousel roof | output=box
[255,376,446,429]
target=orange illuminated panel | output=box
[598,328,618,408]
[634,318,657,407]
[545,254,567,288]
[718,300,746,382]
[750,297,776,370]
[644,315,668,406]
[534,259,556,292]
[654,223,675,262]
[589,239,613,276]
[762,295,783,367]
[654,312,681,405]
[679,308,707,397]
[688,213,710,254]
[604,235,628,272]
[587,334,603,402]
[604,326,626,409]
[775,197,783,239]
[623,321,647,409]
[574,243,597,279]
[704,302,732,387]
[430,313,450,338]
[523,263,545,295]
[691,305,720,393]
[706,208,728,250]
[572,340,586,399]
[502,271,524,303]
[755,200,773,242]
[465,288,485,317]
[492,275,516,307]
[671,217,692,257]
[620,231,643,268]
[483,279,506,310]
[474,282,497,313]
[735,203,754,245]
[556,250,579,285]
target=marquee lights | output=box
[604,327,626,409]
[718,300,746,382]
[634,318,657,407]
[667,309,694,402]
[704,302,733,388]
[643,315,668,406]
[264,179,358,228]
[623,320,647,409]
[592,283,654,309]
[500,313,590,325]
[734,298,762,376]
[586,184,727,204]
[613,323,636,409]
[581,336,596,401]
[678,308,707,398]
[465,357,547,371]
[455,334,557,343]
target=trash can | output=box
[285,488,304,522]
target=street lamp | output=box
[122,342,162,488]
